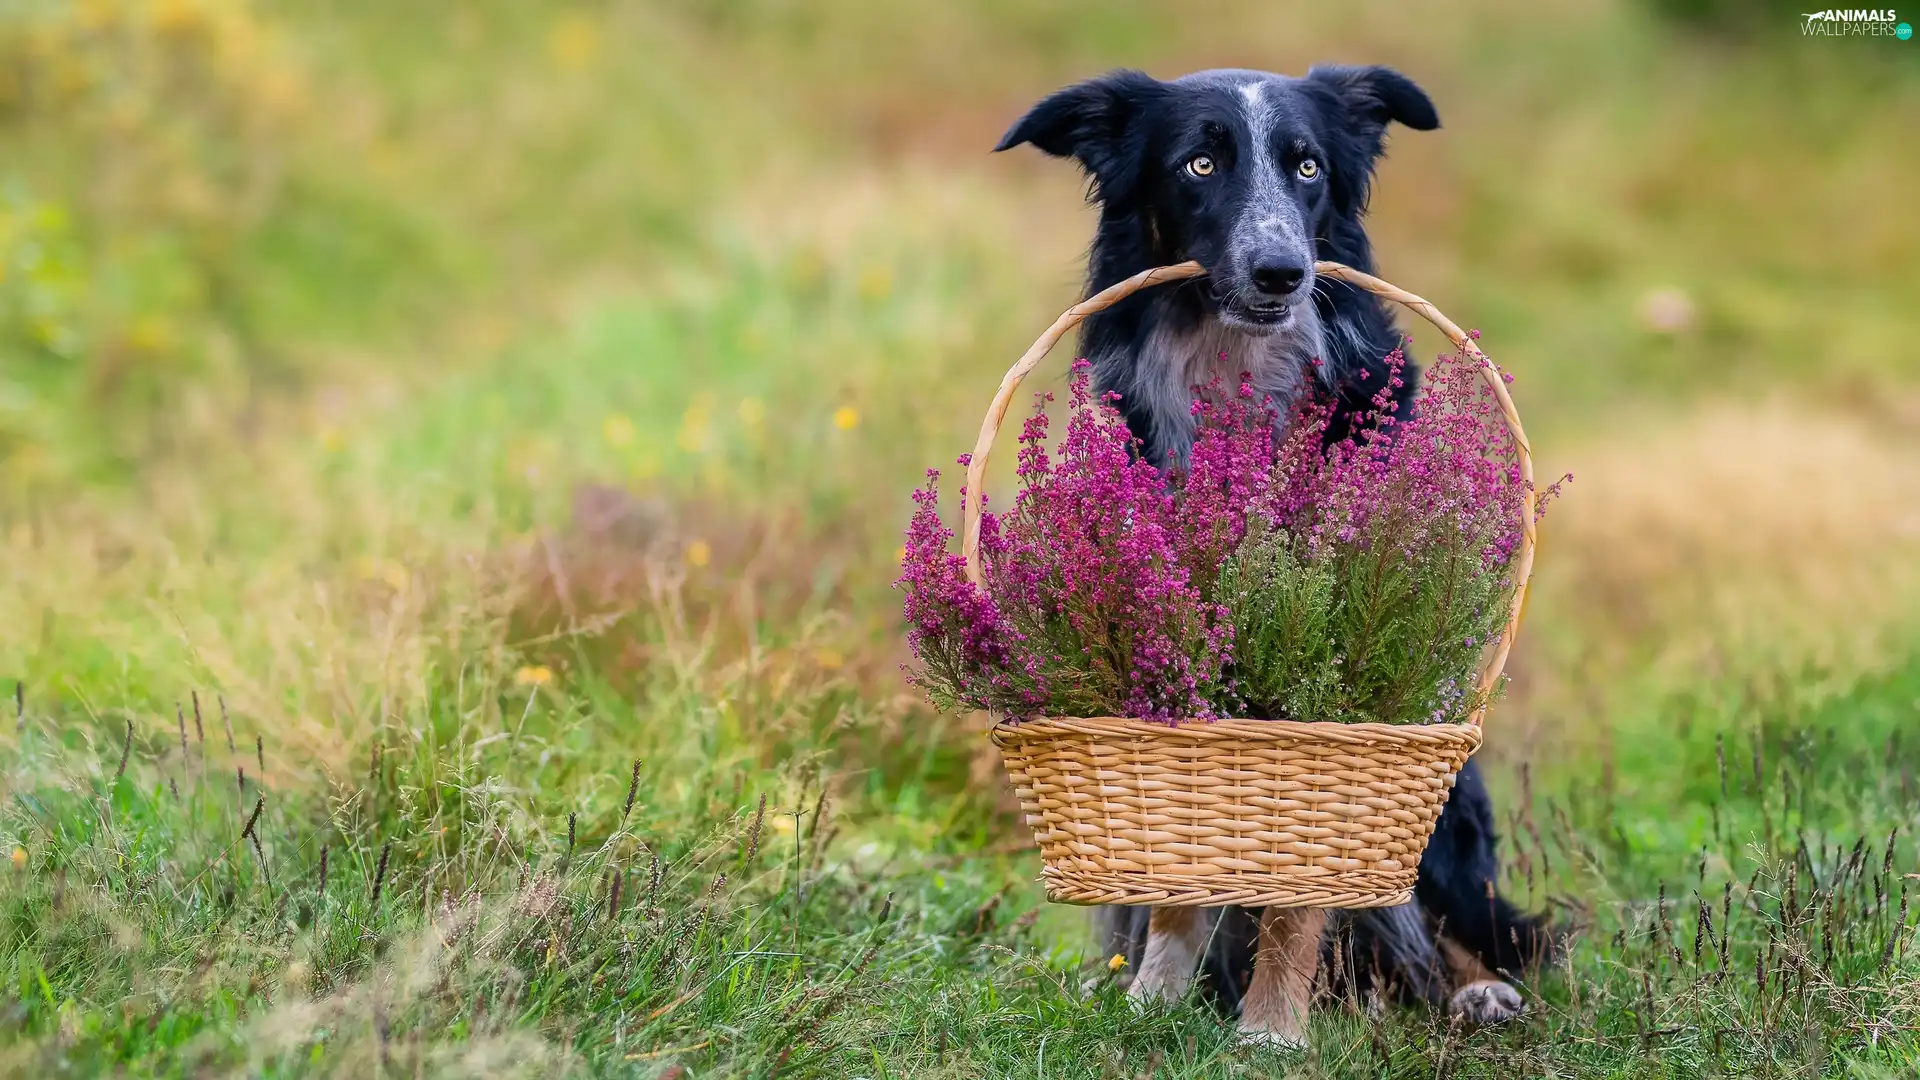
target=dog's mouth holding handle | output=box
[1203,279,1300,332]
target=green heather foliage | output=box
[1219,520,1511,726]
[1223,349,1541,725]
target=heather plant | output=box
[1225,344,1554,725]
[901,344,1555,726]
[899,361,1232,720]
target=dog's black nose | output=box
[1250,260,1307,297]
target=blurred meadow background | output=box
[2,0,1919,1076]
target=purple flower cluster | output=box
[898,362,1240,720]
[1169,377,1279,593]
[897,471,1033,712]
[1272,344,1531,569]
[898,343,1558,725]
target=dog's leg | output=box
[1439,933,1524,1024]
[1237,906,1326,1050]
[1126,906,1213,1005]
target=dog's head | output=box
[997,66,1437,334]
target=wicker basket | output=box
[960,261,1537,909]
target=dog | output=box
[996,64,1550,1048]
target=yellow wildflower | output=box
[833,406,860,431]
[858,265,893,302]
[515,665,554,687]
[685,539,711,568]
[602,413,636,446]
[677,400,712,453]
[547,14,601,69]
[149,0,205,36]
[1108,953,1127,972]
[125,316,175,354]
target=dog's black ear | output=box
[994,70,1161,186]
[1305,64,1440,136]
[1303,65,1438,214]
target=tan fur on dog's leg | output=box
[1238,906,1326,1050]
[1439,935,1524,1024]
[1126,906,1212,1005]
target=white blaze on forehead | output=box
[1235,79,1298,241]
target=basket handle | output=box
[958,260,1536,727]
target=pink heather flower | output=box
[897,361,1274,721]
[1257,344,1530,567]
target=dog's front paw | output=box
[1448,980,1524,1025]
[1235,1021,1308,1053]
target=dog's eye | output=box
[1185,155,1215,178]
[1296,158,1320,181]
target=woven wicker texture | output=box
[993,718,1481,907]
[964,262,1532,907]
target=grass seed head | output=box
[744,793,766,865]
[372,841,392,907]
[112,718,133,781]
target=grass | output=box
[2,0,1919,1076]
[4,660,1918,1076]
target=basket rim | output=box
[1036,867,1417,909]
[988,714,1482,750]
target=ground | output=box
[1,1,1918,1076]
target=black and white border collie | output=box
[996,65,1549,1047]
